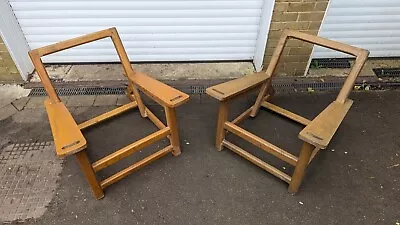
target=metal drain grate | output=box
[29,86,126,96]
[373,68,400,78]
[272,83,294,92]
[293,82,343,92]
[0,141,62,222]
[311,59,351,69]
[190,85,207,94]
[0,141,52,163]
[189,82,345,95]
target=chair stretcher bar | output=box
[100,145,173,189]
[78,102,138,130]
[222,140,291,183]
[145,107,167,129]
[232,106,253,125]
[261,101,311,126]
[224,122,298,166]
[92,127,171,172]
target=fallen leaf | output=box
[387,164,399,169]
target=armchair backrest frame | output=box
[265,29,369,103]
[28,27,134,103]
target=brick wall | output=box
[0,36,22,82]
[264,0,329,76]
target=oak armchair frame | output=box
[28,28,189,199]
[206,29,369,193]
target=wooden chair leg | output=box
[165,107,181,156]
[75,151,104,200]
[250,79,273,118]
[288,142,314,193]
[127,81,147,118]
[215,101,229,151]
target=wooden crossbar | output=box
[224,122,298,166]
[32,28,114,57]
[78,102,138,130]
[222,140,291,183]
[261,101,311,126]
[309,147,321,164]
[100,145,173,189]
[92,127,171,172]
[145,107,167,129]
[232,106,253,124]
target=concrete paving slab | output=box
[12,108,46,124]
[66,95,96,107]
[11,97,30,111]
[65,64,125,81]
[0,90,398,225]
[0,104,17,121]
[59,96,70,104]
[30,65,72,82]
[93,95,118,106]
[31,62,255,82]
[0,84,30,108]
[116,95,131,106]
[25,97,46,109]
[132,62,254,80]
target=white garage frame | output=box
[0,0,33,80]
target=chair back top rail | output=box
[29,28,114,57]
[28,27,135,103]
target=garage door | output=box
[8,0,274,69]
[313,0,400,58]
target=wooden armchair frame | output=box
[28,27,189,199]
[206,29,369,193]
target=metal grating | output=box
[190,85,207,94]
[0,141,52,164]
[292,82,343,92]
[373,68,400,78]
[0,141,62,222]
[29,86,126,96]
[27,79,400,98]
[311,59,351,69]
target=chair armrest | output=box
[129,72,189,107]
[206,72,269,101]
[298,99,353,149]
[44,99,87,158]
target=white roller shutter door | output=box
[313,0,400,58]
[8,0,274,67]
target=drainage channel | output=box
[373,68,400,78]
[29,86,126,96]
[28,80,400,97]
[311,59,351,69]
